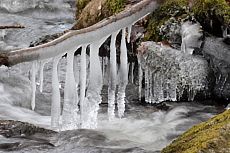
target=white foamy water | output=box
[0,61,220,152]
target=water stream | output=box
[0,1,225,152]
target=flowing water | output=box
[0,1,225,153]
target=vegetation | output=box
[73,0,127,30]
[162,110,230,153]
[192,0,230,25]
[103,0,126,15]
[145,0,230,41]
[145,0,189,42]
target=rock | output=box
[138,41,210,102]
[161,110,230,153]
[203,37,230,102]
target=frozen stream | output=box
[0,57,224,153]
[0,0,226,152]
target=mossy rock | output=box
[145,0,230,41]
[76,0,92,19]
[161,110,230,153]
[145,0,189,42]
[72,0,127,30]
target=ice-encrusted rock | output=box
[138,41,210,103]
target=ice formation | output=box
[51,55,62,129]
[31,61,37,110]
[130,62,134,84]
[117,28,128,118]
[62,49,79,130]
[137,54,143,102]
[80,45,87,127]
[4,0,159,130]
[127,25,132,43]
[138,42,208,104]
[181,21,203,54]
[108,31,119,120]
[39,59,50,93]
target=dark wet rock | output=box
[0,120,152,153]
[0,120,56,151]
[0,120,55,138]
[203,37,230,103]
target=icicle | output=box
[82,36,108,128]
[31,61,37,111]
[80,45,87,127]
[149,72,153,103]
[51,55,62,129]
[39,59,50,93]
[158,73,164,102]
[137,54,143,102]
[130,62,134,84]
[62,48,79,130]
[153,72,164,103]
[145,66,149,103]
[127,25,132,43]
[74,55,81,91]
[117,28,128,118]
[108,31,119,120]
[103,57,109,85]
[101,57,104,79]
[168,78,177,101]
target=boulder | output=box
[138,41,210,103]
[162,110,230,153]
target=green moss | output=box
[192,0,230,25]
[145,0,189,42]
[145,0,230,41]
[162,110,230,153]
[104,0,126,15]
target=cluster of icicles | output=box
[137,63,177,104]
[29,26,134,130]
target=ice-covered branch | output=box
[0,0,159,67]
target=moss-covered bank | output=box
[72,0,127,30]
[145,0,230,41]
[162,110,230,153]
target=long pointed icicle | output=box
[62,49,79,130]
[117,28,128,118]
[31,61,37,111]
[137,54,143,102]
[127,25,132,43]
[149,72,153,103]
[108,31,119,120]
[51,55,62,129]
[83,36,108,128]
[73,55,80,106]
[145,66,149,103]
[80,45,87,127]
[39,59,50,93]
[130,62,134,84]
